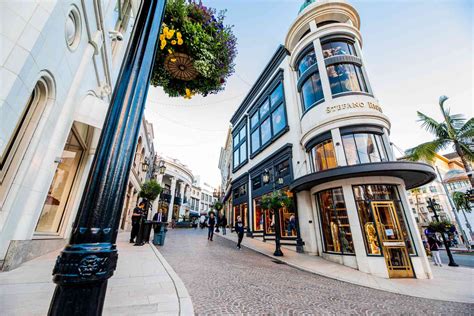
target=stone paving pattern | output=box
[160,229,473,315]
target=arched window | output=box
[296,47,324,112]
[307,132,337,172]
[1,76,53,182]
[134,137,142,168]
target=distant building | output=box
[405,152,472,244]
[218,128,233,221]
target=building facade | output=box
[153,156,194,222]
[223,0,437,279]
[0,0,140,270]
[119,118,156,231]
[218,128,233,222]
[406,152,473,245]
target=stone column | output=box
[312,38,332,102]
[152,174,165,216]
[178,183,186,220]
[167,177,177,223]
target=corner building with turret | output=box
[223,0,437,279]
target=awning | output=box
[290,161,436,192]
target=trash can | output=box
[153,222,168,246]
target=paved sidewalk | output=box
[216,232,474,304]
[0,233,193,316]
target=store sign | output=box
[383,241,405,247]
[326,101,383,114]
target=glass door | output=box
[35,130,83,234]
[371,201,414,278]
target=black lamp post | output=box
[262,168,284,257]
[158,160,167,175]
[427,198,458,267]
[48,1,166,315]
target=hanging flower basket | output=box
[151,0,237,98]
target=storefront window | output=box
[233,203,248,227]
[316,188,354,254]
[311,139,337,172]
[35,129,84,234]
[353,184,415,255]
[281,191,296,237]
[342,133,387,165]
[327,63,367,95]
[253,198,264,231]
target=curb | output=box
[214,233,474,304]
[149,243,194,315]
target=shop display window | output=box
[327,63,367,95]
[342,133,387,165]
[233,203,248,228]
[253,198,264,231]
[353,184,415,255]
[316,188,354,254]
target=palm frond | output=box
[416,111,448,139]
[458,117,474,140]
[405,139,450,162]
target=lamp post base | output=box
[273,248,284,257]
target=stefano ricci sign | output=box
[326,101,383,114]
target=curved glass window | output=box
[322,40,356,58]
[342,132,387,165]
[311,139,337,172]
[317,188,354,254]
[327,63,367,95]
[301,73,324,110]
[297,50,317,76]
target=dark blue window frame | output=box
[232,121,248,171]
[249,74,289,159]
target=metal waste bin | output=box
[153,222,168,246]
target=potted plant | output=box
[151,0,237,98]
[261,190,293,256]
[138,179,163,213]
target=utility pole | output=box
[48,1,166,315]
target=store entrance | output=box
[371,201,414,278]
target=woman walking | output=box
[428,235,443,267]
[235,215,244,249]
[208,212,216,241]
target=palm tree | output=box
[405,96,474,187]
[452,191,473,248]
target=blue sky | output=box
[145,0,473,186]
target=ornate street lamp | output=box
[427,198,458,267]
[48,1,166,315]
[262,168,285,257]
[142,158,149,173]
[159,160,166,175]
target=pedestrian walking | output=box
[215,213,221,233]
[200,214,206,229]
[208,212,216,241]
[130,201,145,243]
[235,215,244,249]
[221,214,228,235]
[287,214,296,236]
[428,235,443,267]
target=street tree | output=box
[405,96,474,187]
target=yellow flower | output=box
[171,40,176,45]
[184,88,194,99]
[177,38,183,45]
[160,40,166,50]
[176,32,182,39]
[163,26,169,35]
[170,58,176,62]
[168,49,173,55]
[159,34,165,41]
[166,29,175,39]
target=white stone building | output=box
[0,0,140,270]
[222,0,437,279]
[119,118,155,231]
[218,128,233,221]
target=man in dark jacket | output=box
[221,214,228,235]
[235,215,244,249]
[130,201,145,243]
[208,212,216,241]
